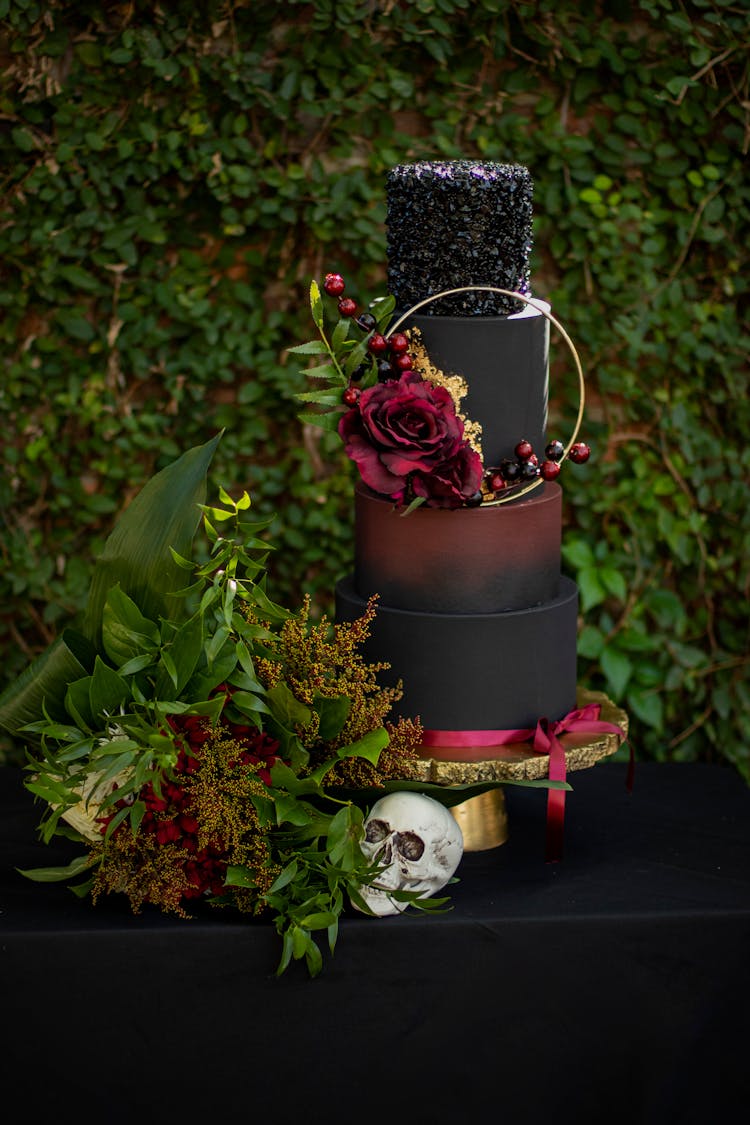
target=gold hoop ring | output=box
[388,287,585,507]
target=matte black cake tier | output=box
[404,302,549,468]
[336,575,578,732]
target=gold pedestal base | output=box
[450,788,509,851]
[427,689,629,852]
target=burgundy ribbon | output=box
[422,703,630,863]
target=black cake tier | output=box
[403,301,549,468]
[336,575,578,732]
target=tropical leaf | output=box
[82,432,222,651]
[0,630,94,738]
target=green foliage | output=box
[1,1,748,776]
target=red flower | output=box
[411,441,484,509]
[338,371,466,503]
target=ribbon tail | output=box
[537,720,566,863]
[625,737,635,794]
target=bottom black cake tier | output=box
[335,574,579,733]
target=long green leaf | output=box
[82,432,222,651]
[0,631,93,738]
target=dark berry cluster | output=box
[484,437,590,498]
[323,272,417,404]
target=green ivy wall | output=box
[1,0,748,776]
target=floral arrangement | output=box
[291,272,590,512]
[0,434,504,977]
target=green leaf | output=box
[102,585,160,666]
[337,727,389,765]
[314,693,352,740]
[310,279,324,330]
[287,340,329,355]
[0,630,94,737]
[18,854,93,883]
[82,433,222,652]
[600,647,633,697]
[628,687,664,730]
[162,612,204,695]
[298,410,344,432]
[578,567,607,612]
[267,680,312,727]
[88,656,131,718]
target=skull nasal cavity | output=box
[395,831,425,861]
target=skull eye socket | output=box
[365,818,390,844]
[395,831,425,861]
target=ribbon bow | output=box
[422,702,630,862]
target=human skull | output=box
[355,792,464,917]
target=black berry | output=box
[500,458,521,483]
[545,439,565,462]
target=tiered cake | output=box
[335,161,580,743]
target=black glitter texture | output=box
[386,161,533,317]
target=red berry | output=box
[343,386,360,406]
[541,460,561,480]
[323,272,345,297]
[489,472,506,492]
[338,297,357,317]
[515,439,534,461]
[388,332,410,355]
[569,442,591,464]
[368,333,388,355]
[393,353,413,371]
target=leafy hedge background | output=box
[1,0,748,777]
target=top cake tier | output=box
[386,160,533,317]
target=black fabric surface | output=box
[2,761,749,1122]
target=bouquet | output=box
[0,434,478,976]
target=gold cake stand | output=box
[413,688,629,851]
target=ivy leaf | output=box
[82,433,222,653]
[601,647,633,698]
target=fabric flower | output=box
[338,371,469,503]
[412,441,484,509]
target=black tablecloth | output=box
[2,761,749,1122]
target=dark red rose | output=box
[338,372,466,501]
[412,442,484,510]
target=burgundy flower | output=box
[338,371,466,502]
[412,441,484,509]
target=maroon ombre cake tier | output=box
[336,575,578,731]
[354,481,563,614]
